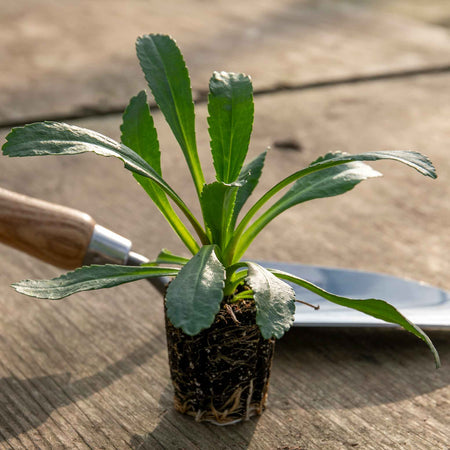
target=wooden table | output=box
[0,1,449,448]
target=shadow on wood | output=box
[270,327,449,411]
[0,328,447,443]
[0,338,158,442]
[129,383,260,449]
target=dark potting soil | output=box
[165,299,275,424]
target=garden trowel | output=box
[0,187,449,328]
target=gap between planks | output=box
[0,64,449,130]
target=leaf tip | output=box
[435,356,442,369]
[136,33,178,53]
[2,125,26,156]
[10,281,22,292]
[10,280,42,298]
[402,150,438,179]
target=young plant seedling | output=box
[2,34,440,369]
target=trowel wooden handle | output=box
[0,188,96,270]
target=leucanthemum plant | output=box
[2,34,440,423]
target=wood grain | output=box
[0,0,449,125]
[0,188,95,270]
[0,73,448,448]
[0,1,449,448]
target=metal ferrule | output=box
[83,224,132,266]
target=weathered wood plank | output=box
[0,74,449,447]
[1,0,449,125]
[367,0,450,27]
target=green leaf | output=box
[200,181,239,248]
[272,269,441,368]
[121,91,199,254]
[12,265,179,300]
[270,161,381,213]
[120,90,161,170]
[136,34,205,195]
[208,72,254,183]
[2,121,208,245]
[156,249,189,265]
[230,149,267,229]
[235,161,381,262]
[245,262,296,339]
[310,150,437,179]
[2,121,175,196]
[227,150,437,264]
[165,245,225,335]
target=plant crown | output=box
[2,34,440,366]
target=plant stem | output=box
[224,158,363,264]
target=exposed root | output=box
[225,303,240,325]
[165,299,275,425]
[174,383,266,425]
[245,378,254,421]
[295,298,320,310]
